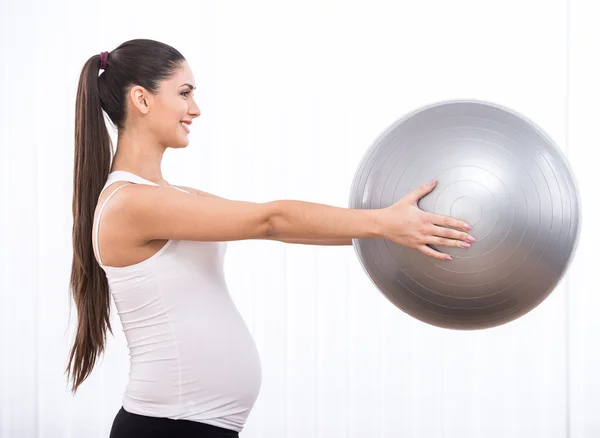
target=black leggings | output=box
[109,407,239,438]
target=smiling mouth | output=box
[180,121,191,133]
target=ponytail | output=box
[66,54,113,392]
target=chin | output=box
[170,137,190,149]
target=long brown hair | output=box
[67,39,185,392]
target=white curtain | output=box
[1,0,598,437]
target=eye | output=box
[181,90,192,98]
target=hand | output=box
[377,179,475,260]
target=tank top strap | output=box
[94,184,132,266]
[102,170,190,194]
[102,170,160,191]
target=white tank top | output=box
[93,171,262,432]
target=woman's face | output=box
[138,61,201,149]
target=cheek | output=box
[153,103,182,130]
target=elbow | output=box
[263,201,282,239]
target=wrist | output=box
[365,208,386,239]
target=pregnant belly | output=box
[125,294,262,418]
[176,306,262,408]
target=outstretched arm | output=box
[174,185,352,246]
[169,180,473,260]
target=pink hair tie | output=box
[99,51,109,70]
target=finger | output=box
[432,225,475,243]
[428,213,472,231]
[418,244,453,261]
[406,179,437,204]
[426,235,471,249]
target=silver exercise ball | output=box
[349,100,581,330]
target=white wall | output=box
[1,0,598,437]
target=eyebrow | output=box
[180,83,196,90]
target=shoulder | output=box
[97,183,173,219]
[98,183,229,228]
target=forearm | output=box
[266,200,382,241]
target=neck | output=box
[111,130,168,185]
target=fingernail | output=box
[430,178,437,185]
[462,242,471,248]
[467,235,476,242]
[445,255,453,261]
[464,223,472,230]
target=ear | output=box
[128,85,152,115]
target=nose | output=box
[189,98,201,118]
